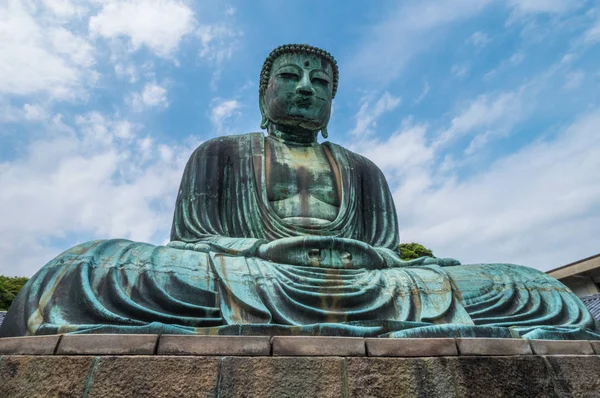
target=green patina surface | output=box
[0,44,598,339]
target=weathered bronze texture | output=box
[1,44,598,339]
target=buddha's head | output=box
[259,44,339,139]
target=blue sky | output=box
[1,0,600,276]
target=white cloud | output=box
[508,0,576,15]
[225,6,236,16]
[197,24,239,64]
[583,18,600,44]
[348,0,582,84]
[115,63,138,83]
[484,52,525,80]
[128,83,169,111]
[351,122,433,177]
[509,52,525,65]
[348,0,495,83]
[414,81,430,104]
[89,0,196,57]
[0,111,195,276]
[564,70,585,90]
[397,110,600,270]
[50,26,95,67]
[0,102,48,123]
[197,24,241,89]
[351,92,401,136]
[23,104,48,121]
[451,64,470,79]
[349,102,600,271]
[0,0,96,98]
[467,31,491,47]
[210,98,241,133]
[41,0,86,18]
[436,90,525,148]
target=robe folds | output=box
[1,133,598,339]
[170,133,401,255]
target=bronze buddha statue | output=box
[1,44,597,340]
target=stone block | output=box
[56,334,158,355]
[456,338,532,356]
[529,339,594,355]
[0,335,60,355]
[454,356,554,397]
[87,356,219,398]
[157,335,271,356]
[544,355,600,397]
[219,356,344,398]
[366,338,457,357]
[590,340,600,355]
[346,357,464,397]
[346,356,553,397]
[272,336,365,356]
[0,355,94,398]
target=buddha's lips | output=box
[294,96,313,107]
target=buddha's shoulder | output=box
[191,132,265,155]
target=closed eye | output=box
[278,72,299,80]
[312,77,329,85]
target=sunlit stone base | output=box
[1,335,600,397]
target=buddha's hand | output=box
[372,249,460,268]
[167,241,213,252]
[256,236,385,270]
[402,256,461,267]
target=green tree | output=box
[0,276,29,310]
[399,242,434,260]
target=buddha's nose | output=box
[296,76,314,96]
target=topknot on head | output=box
[259,44,339,98]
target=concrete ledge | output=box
[157,335,271,356]
[529,339,594,355]
[272,336,365,356]
[590,340,600,354]
[1,335,600,357]
[456,338,532,356]
[366,338,457,357]
[0,335,60,355]
[57,334,158,355]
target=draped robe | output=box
[1,133,598,339]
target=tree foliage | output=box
[399,242,435,260]
[0,276,29,310]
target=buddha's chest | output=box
[265,139,341,223]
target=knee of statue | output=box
[1,43,598,341]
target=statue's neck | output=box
[268,124,319,146]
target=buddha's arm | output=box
[168,236,267,256]
[254,237,459,269]
[169,135,270,256]
[375,247,461,267]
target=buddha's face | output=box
[262,52,333,131]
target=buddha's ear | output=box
[320,109,331,139]
[259,95,269,130]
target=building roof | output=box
[547,253,600,280]
[582,293,600,321]
[0,311,5,329]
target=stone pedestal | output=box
[1,335,599,397]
